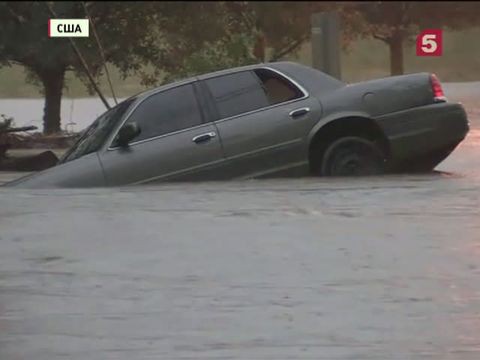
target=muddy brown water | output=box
[1,84,480,359]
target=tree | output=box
[0,1,270,133]
[348,1,480,75]
[136,1,258,85]
[224,2,334,63]
[150,1,366,84]
[0,1,167,133]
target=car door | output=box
[201,68,322,178]
[98,82,225,186]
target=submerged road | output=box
[0,84,479,359]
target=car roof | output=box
[135,61,300,99]
[196,61,294,80]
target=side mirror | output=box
[115,122,141,147]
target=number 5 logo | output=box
[416,29,443,56]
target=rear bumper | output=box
[375,102,469,162]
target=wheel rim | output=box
[322,138,384,176]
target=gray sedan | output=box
[6,62,469,188]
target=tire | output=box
[320,136,386,176]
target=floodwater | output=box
[1,84,480,359]
[0,97,125,133]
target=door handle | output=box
[289,107,310,118]
[192,131,216,144]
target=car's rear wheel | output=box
[320,136,386,176]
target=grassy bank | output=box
[1,28,479,99]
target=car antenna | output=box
[45,2,111,110]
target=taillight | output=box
[430,74,447,102]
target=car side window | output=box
[253,68,304,105]
[125,84,202,142]
[205,71,270,119]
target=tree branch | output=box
[270,35,309,62]
[44,1,110,109]
[82,1,118,105]
[236,3,256,30]
[401,1,411,27]
[373,34,389,43]
[6,4,27,25]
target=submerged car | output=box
[6,62,469,188]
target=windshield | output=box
[60,97,136,164]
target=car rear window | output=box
[253,68,304,105]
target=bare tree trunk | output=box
[39,68,65,134]
[388,32,404,75]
